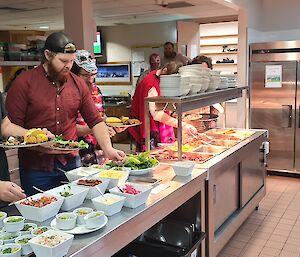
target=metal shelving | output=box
[0,61,40,66]
[145,86,247,157]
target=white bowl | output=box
[15,234,34,255]
[172,161,195,176]
[0,241,2,245]
[0,213,7,228]
[14,193,64,222]
[29,230,74,257]
[31,226,51,237]
[55,213,76,231]
[73,178,110,199]
[3,217,24,233]
[84,211,106,229]
[46,184,89,211]
[92,193,126,216]
[65,167,99,182]
[20,223,37,235]
[72,207,93,225]
[0,243,21,257]
[109,183,152,208]
[0,232,21,244]
[95,170,129,190]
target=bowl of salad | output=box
[46,184,89,211]
[95,170,129,190]
[15,234,34,255]
[20,223,37,235]
[14,193,64,222]
[55,213,77,230]
[65,167,100,182]
[31,226,51,237]
[73,177,110,199]
[0,212,7,228]
[92,193,126,216]
[109,182,152,208]
[83,211,106,229]
[0,232,21,244]
[106,152,159,176]
[72,207,93,225]
[3,217,24,233]
[0,243,21,257]
[29,230,74,257]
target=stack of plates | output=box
[220,73,237,88]
[160,74,190,97]
[208,70,221,91]
[219,77,229,89]
[178,65,211,95]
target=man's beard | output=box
[47,60,69,84]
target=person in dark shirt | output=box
[0,94,26,205]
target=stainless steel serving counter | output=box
[3,165,207,257]
[197,129,268,257]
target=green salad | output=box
[0,235,18,240]
[7,217,23,223]
[22,224,34,231]
[53,135,89,149]
[0,212,6,218]
[17,238,30,244]
[59,185,74,197]
[1,247,19,254]
[106,152,159,170]
[58,215,71,220]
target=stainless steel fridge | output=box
[250,41,300,174]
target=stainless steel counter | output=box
[3,165,207,257]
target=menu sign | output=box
[265,65,282,88]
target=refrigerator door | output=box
[294,62,300,171]
[250,61,297,172]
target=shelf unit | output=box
[145,86,247,157]
[0,61,40,66]
[200,22,238,73]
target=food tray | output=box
[152,150,214,163]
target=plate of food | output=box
[0,128,51,148]
[106,116,141,128]
[50,215,108,235]
[106,152,159,176]
[47,135,89,151]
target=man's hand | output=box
[104,148,126,163]
[42,128,55,140]
[0,181,26,203]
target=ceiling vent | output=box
[165,1,194,8]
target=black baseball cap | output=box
[44,32,76,53]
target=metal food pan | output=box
[208,139,239,148]
[193,145,227,154]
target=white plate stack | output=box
[178,65,211,95]
[160,74,190,97]
[220,73,237,88]
[208,70,221,91]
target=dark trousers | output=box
[20,156,81,196]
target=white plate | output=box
[130,164,160,176]
[50,215,108,235]
[0,140,52,149]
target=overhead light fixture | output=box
[224,0,232,2]
[39,26,49,29]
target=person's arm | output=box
[0,181,26,203]
[91,122,124,161]
[1,116,27,138]
[148,87,197,134]
[76,124,92,137]
[77,123,116,138]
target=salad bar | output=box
[0,128,268,257]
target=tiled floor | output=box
[217,175,300,257]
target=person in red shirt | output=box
[129,61,197,151]
[71,50,120,166]
[6,32,125,195]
